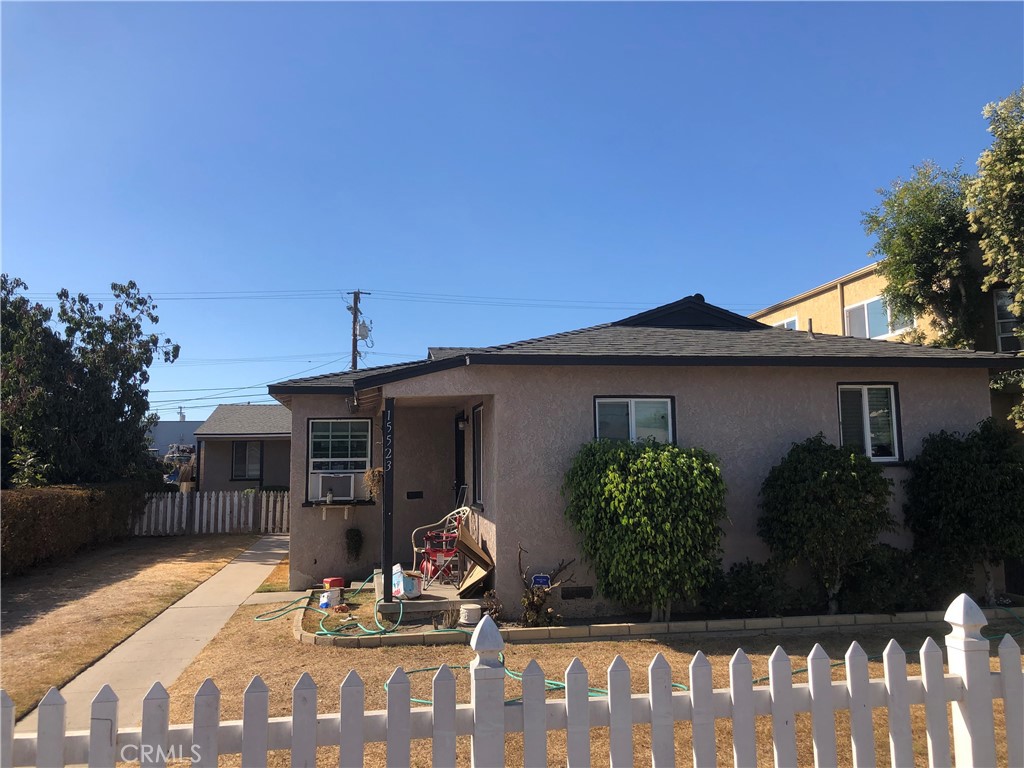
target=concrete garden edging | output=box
[292,603,1024,648]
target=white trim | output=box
[772,316,799,331]
[843,296,914,339]
[994,289,1022,353]
[837,384,899,463]
[308,418,371,475]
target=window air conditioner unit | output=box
[318,473,355,502]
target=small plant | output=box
[363,467,384,500]
[481,589,503,622]
[518,543,574,627]
[345,527,364,561]
[432,606,460,630]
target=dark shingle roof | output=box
[268,295,1023,395]
[195,404,291,437]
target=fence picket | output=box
[192,679,220,768]
[292,673,318,768]
[339,671,365,768]
[260,492,268,534]
[1,690,14,768]
[648,653,674,768]
[845,641,875,768]
[565,658,590,768]
[768,647,796,768]
[729,649,756,768]
[87,685,118,768]
[36,688,66,768]
[431,665,456,768]
[919,637,951,768]
[807,644,837,768]
[241,676,269,768]
[521,659,547,768]
[883,640,913,767]
[689,652,715,768]
[999,635,1023,768]
[283,493,290,533]
[140,682,169,768]
[606,656,632,768]
[385,668,411,768]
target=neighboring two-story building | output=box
[750,262,1022,424]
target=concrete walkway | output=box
[17,535,290,733]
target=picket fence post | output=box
[469,615,505,768]
[944,593,996,768]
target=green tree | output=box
[904,418,1024,606]
[0,275,179,485]
[862,162,985,348]
[758,435,894,615]
[563,439,726,622]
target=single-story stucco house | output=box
[194,404,291,492]
[268,294,1023,616]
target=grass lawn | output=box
[1,533,259,720]
[167,603,1019,768]
[254,555,291,592]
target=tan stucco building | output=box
[194,404,291,493]
[269,295,1022,617]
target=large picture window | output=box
[595,397,673,443]
[232,441,262,480]
[309,420,371,473]
[838,385,899,462]
[844,297,913,339]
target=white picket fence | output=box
[2,594,1021,767]
[135,491,289,536]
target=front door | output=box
[453,411,467,508]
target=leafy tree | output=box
[968,87,1024,310]
[968,88,1024,430]
[758,435,894,614]
[862,162,985,348]
[0,275,178,485]
[904,418,1024,606]
[563,439,726,622]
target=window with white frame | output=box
[773,317,798,331]
[231,441,261,480]
[844,297,914,339]
[309,420,371,473]
[995,289,1022,352]
[838,385,899,462]
[595,397,673,443]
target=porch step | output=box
[375,582,481,618]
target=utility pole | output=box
[346,290,371,370]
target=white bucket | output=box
[459,603,482,625]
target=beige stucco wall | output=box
[198,438,290,493]
[381,362,992,616]
[286,396,461,589]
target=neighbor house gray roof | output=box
[269,295,1023,396]
[194,404,291,438]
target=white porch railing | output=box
[2,594,1020,767]
[135,491,289,536]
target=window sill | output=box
[302,499,376,508]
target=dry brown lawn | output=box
[255,555,291,593]
[1,534,258,719]
[167,604,1020,767]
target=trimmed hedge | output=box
[0,482,149,576]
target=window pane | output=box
[996,290,1016,322]
[232,442,247,477]
[634,400,671,443]
[246,442,261,477]
[867,299,890,337]
[596,401,630,440]
[846,307,867,338]
[839,389,866,454]
[866,388,895,458]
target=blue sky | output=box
[4,2,1022,421]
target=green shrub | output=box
[564,439,726,622]
[0,482,148,576]
[841,544,972,614]
[905,418,1024,605]
[758,435,894,614]
[259,485,289,493]
[701,559,802,618]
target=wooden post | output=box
[88,685,118,768]
[1,690,14,768]
[469,616,505,768]
[241,676,269,768]
[381,398,395,602]
[944,593,996,768]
